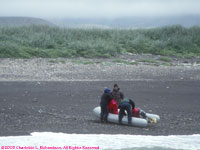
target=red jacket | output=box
[108,99,118,114]
[132,108,140,117]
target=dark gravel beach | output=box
[0,80,200,136]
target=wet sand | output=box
[0,80,200,136]
[0,58,200,136]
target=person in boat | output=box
[100,88,112,123]
[132,101,157,123]
[108,99,118,114]
[131,101,147,118]
[118,98,135,125]
[111,84,124,105]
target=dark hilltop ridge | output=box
[0,17,54,27]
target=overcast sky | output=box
[0,0,200,19]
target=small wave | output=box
[0,132,200,150]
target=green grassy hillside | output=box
[0,25,200,58]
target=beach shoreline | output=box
[0,58,200,136]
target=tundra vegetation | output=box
[0,25,200,58]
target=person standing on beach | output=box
[111,84,124,105]
[100,88,112,123]
[118,98,134,125]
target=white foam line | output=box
[0,132,200,150]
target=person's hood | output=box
[104,88,111,94]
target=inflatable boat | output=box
[93,106,160,127]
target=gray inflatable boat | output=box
[93,106,160,127]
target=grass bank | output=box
[0,25,200,58]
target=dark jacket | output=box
[100,93,112,106]
[111,88,124,105]
[119,98,135,109]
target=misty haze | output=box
[0,0,200,27]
